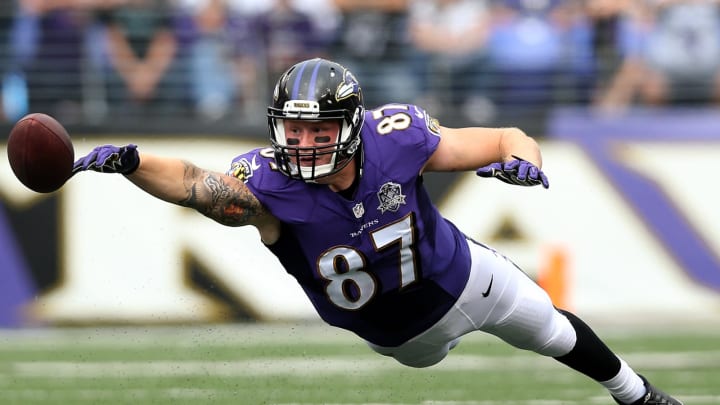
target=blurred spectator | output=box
[407,0,492,122]
[292,0,341,48]
[586,0,629,97]
[2,0,111,124]
[172,0,336,122]
[174,0,252,121]
[596,0,720,112]
[251,0,330,86]
[332,0,411,109]
[485,0,594,118]
[2,0,30,122]
[99,0,181,118]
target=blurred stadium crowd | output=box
[2,0,720,136]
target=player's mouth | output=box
[298,157,317,166]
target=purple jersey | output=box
[227,104,471,346]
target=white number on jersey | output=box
[371,104,413,135]
[317,214,418,310]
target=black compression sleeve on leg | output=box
[553,309,621,382]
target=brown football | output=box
[7,113,74,193]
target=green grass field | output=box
[0,322,718,404]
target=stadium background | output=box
[0,0,720,405]
[0,1,719,403]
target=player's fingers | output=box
[476,163,502,178]
[517,162,530,180]
[503,159,520,171]
[95,150,117,166]
[540,172,549,188]
[527,165,539,180]
[72,158,84,172]
[475,169,494,178]
[75,151,98,171]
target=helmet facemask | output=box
[270,105,361,181]
[267,58,365,182]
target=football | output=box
[7,113,75,193]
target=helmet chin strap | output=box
[355,140,364,179]
[297,142,362,184]
[300,160,335,181]
[335,149,363,198]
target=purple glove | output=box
[72,144,140,175]
[476,155,549,188]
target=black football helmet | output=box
[268,58,365,181]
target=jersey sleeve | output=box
[225,147,289,200]
[225,147,318,223]
[226,148,267,184]
[362,103,443,177]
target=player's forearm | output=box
[125,153,196,205]
[127,153,268,227]
[427,126,543,172]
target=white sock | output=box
[600,359,647,404]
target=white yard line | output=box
[0,323,361,349]
[9,351,720,378]
[2,323,719,350]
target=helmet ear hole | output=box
[267,58,365,181]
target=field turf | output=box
[0,322,718,404]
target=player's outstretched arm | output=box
[425,126,548,188]
[426,126,542,171]
[128,153,275,228]
[73,145,278,236]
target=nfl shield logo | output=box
[352,203,365,219]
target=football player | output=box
[73,58,682,405]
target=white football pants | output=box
[367,239,578,368]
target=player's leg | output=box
[365,240,682,404]
[553,308,683,405]
[462,241,578,357]
[365,240,573,368]
[466,242,682,404]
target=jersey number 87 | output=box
[317,214,418,310]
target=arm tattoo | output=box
[177,162,266,226]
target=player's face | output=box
[282,119,341,167]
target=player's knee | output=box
[533,310,576,357]
[393,349,449,368]
[367,341,453,368]
[490,304,576,357]
[518,309,575,357]
[396,337,460,368]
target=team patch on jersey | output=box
[425,113,441,136]
[228,155,260,183]
[377,182,406,214]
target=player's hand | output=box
[72,144,140,175]
[476,155,549,188]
